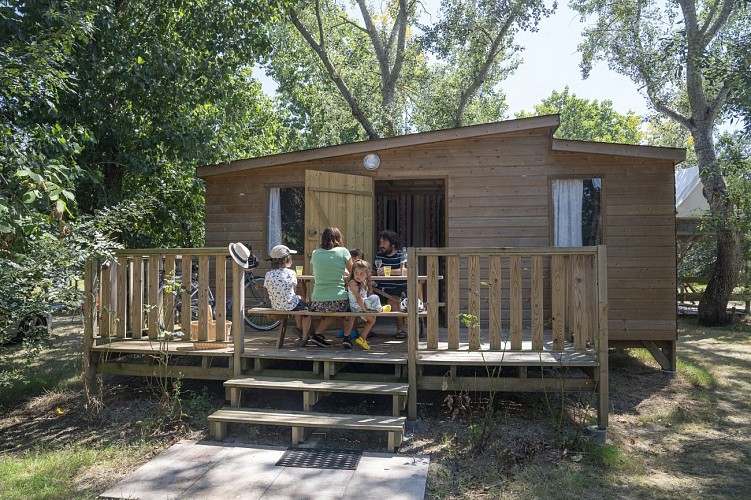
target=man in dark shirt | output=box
[374,230,407,338]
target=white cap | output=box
[269,244,297,259]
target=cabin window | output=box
[552,178,602,246]
[268,187,305,252]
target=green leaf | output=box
[22,191,38,203]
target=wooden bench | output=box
[224,375,409,415]
[248,308,422,348]
[207,407,406,451]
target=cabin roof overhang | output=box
[552,138,685,163]
[197,114,686,178]
[197,115,560,178]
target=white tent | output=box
[675,166,709,219]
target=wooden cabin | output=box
[197,115,685,370]
[81,115,682,448]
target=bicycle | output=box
[238,245,280,331]
[157,246,280,332]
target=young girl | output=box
[343,248,364,278]
[264,245,312,347]
[347,259,384,350]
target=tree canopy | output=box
[570,0,751,325]
[0,0,288,370]
[264,0,555,146]
[515,87,643,143]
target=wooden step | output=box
[208,407,406,451]
[224,375,408,415]
[416,349,599,366]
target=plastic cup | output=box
[295,266,303,276]
[383,266,391,277]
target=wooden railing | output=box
[83,248,245,344]
[405,246,609,417]
[406,246,608,351]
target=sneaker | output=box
[311,333,332,347]
[342,336,353,349]
[296,338,309,347]
[354,337,371,350]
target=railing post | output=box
[596,245,609,430]
[468,254,481,350]
[232,259,245,376]
[572,255,587,349]
[181,254,193,339]
[446,254,459,349]
[147,254,160,339]
[163,255,176,334]
[82,259,99,403]
[426,255,440,349]
[531,255,544,349]
[510,255,522,349]
[551,254,565,351]
[197,255,210,341]
[131,256,144,338]
[488,255,502,350]
[215,254,228,341]
[116,256,127,338]
[407,247,418,421]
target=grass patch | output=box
[623,348,657,365]
[0,444,145,500]
[676,356,716,388]
[0,318,83,410]
[585,441,627,468]
[0,365,81,410]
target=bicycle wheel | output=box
[243,276,281,331]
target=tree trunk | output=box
[102,162,124,206]
[698,228,741,325]
[693,124,741,326]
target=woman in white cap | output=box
[309,227,355,348]
[263,244,312,345]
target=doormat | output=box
[275,448,362,470]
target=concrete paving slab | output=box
[100,440,429,500]
[344,454,431,499]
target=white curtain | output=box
[553,179,583,247]
[268,188,282,252]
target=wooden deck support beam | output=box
[596,245,609,430]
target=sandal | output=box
[395,330,407,339]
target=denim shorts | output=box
[292,297,309,311]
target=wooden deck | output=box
[84,245,609,449]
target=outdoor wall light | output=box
[363,153,381,170]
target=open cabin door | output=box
[304,170,374,269]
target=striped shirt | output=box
[374,249,406,295]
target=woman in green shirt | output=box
[308,227,355,347]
